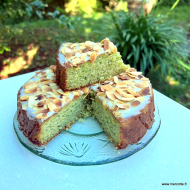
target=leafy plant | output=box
[103,10,190,79]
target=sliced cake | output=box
[17,65,90,146]
[17,65,155,149]
[56,38,127,91]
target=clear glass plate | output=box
[13,105,161,166]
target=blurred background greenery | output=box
[0,0,190,109]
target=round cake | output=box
[17,65,155,149]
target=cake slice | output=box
[17,66,90,146]
[90,68,155,149]
[56,38,127,91]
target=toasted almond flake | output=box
[114,91,123,100]
[65,52,72,60]
[122,93,134,99]
[48,97,56,101]
[135,83,144,88]
[53,88,60,96]
[47,73,55,80]
[24,87,37,94]
[54,108,60,112]
[63,91,71,96]
[97,92,106,98]
[81,54,86,62]
[72,90,82,96]
[37,100,46,107]
[102,99,107,106]
[82,47,91,53]
[45,92,57,98]
[140,87,150,96]
[28,96,37,108]
[130,71,142,76]
[141,77,149,81]
[73,58,81,66]
[104,39,109,51]
[129,68,137,72]
[73,95,80,100]
[119,75,131,80]
[24,82,39,89]
[121,97,134,102]
[90,52,97,63]
[80,87,89,94]
[48,102,57,111]
[131,100,141,107]
[42,85,52,93]
[65,48,72,53]
[33,109,49,114]
[113,106,119,111]
[126,88,136,95]
[117,104,130,110]
[115,87,125,96]
[106,91,117,101]
[36,113,48,120]
[54,99,62,107]
[117,82,127,87]
[111,46,117,53]
[62,96,71,103]
[114,76,119,84]
[41,79,51,85]
[100,84,114,92]
[20,95,30,101]
[136,96,145,102]
[49,65,56,70]
[85,41,92,47]
[22,103,28,110]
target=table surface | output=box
[0,72,190,190]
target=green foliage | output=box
[156,0,190,7]
[102,10,190,80]
[0,0,73,54]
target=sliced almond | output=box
[100,84,114,92]
[97,92,106,98]
[41,79,51,85]
[28,96,37,108]
[62,96,71,103]
[106,91,117,101]
[114,76,119,84]
[48,102,57,111]
[57,89,64,95]
[53,88,60,96]
[22,103,28,110]
[80,87,89,94]
[33,109,49,114]
[141,77,149,81]
[24,82,39,89]
[104,39,109,51]
[54,99,62,107]
[90,52,97,63]
[111,46,117,53]
[140,87,150,96]
[36,113,48,120]
[54,108,60,112]
[37,100,46,107]
[114,91,123,100]
[135,96,145,102]
[65,52,72,60]
[42,85,52,93]
[20,95,30,101]
[82,47,91,53]
[24,87,37,94]
[117,82,127,87]
[116,103,130,110]
[81,54,86,62]
[131,100,141,107]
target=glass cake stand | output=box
[13,105,161,166]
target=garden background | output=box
[0,0,190,109]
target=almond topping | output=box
[53,88,60,96]
[36,113,48,119]
[114,76,119,84]
[131,100,141,107]
[82,47,91,53]
[140,87,150,96]
[104,39,109,51]
[117,82,127,87]
[24,82,39,89]
[33,109,49,114]
[114,91,123,100]
[20,95,30,101]
[48,102,57,111]
[24,87,37,94]
[65,52,72,60]
[62,96,71,103]
[106,91,117,101]
[37,100,46,107]
[111,46,117,53]
[80,87,89,94]
[42,85,52,93]
[81,54,86,62]
[97,92,106,98]
[90,52,97,63]
[116,104,130,110]
[100,84,114,92]
[54,99,62,107]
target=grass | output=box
[0,5,190,109]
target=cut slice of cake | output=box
[17,66,90,146]
[17,65,155,149]
[90,68,155,149]
[56,38,127,91]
